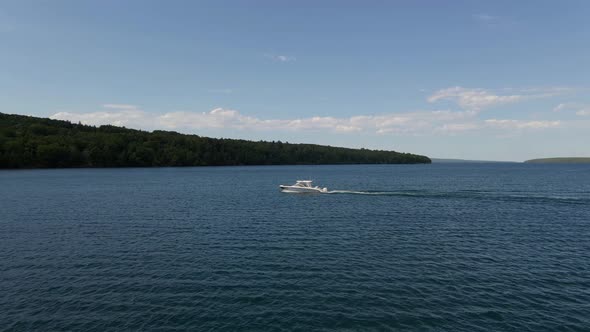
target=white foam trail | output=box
[324,190,393,195]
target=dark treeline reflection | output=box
[0,113,431,168]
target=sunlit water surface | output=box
[1,164,589,331]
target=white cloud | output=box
[484,119,561,129]
[51,109,147,127]
[472,13,517,29]
[50,105,481,135]
[435,122,480,134]
[553,103,570,112]
[265,53,296,62]
[473,14,498,22]
[158,109,262,130]
[428,87,524,110]
[334,125,362,133]
[102,104,139,110]
[428,86,576,111]
[50,104,566,137]
[553,102,590,116]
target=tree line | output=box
[0,112,431,168]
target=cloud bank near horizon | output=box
[47,86,579,137]
[50,107,561,138]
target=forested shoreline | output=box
[0,112,431,168]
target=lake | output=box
[1,164,589,331]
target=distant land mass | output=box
[525,157,590,164]
[0,113,430,168]
[431,158,516,164]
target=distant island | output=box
[525,157,590,164]
[0,112,431,168]
[431,158,516,164]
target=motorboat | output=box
[280,180,328,193]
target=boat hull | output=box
[280,185,326,193]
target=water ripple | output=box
[1,164,589,331]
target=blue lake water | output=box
[1,164,590,331]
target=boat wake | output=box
[321,189,589,205]
[324,189,449,197]
[279,180,588,204]
[325,190,399,195]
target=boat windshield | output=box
[295,181,312,187]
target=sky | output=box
[1,0,589,161]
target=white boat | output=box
[280,180,328,193]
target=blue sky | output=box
[1,0,589,161]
